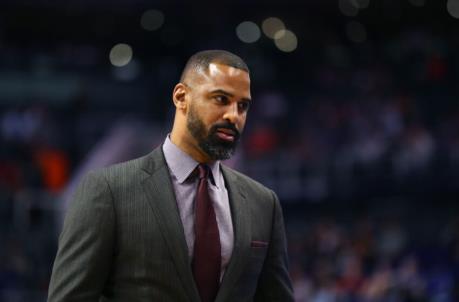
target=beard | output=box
[186,104,241,161]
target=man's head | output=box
[170,50,251,163]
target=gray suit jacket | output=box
[48,147,293,302]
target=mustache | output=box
[210,123,241,139]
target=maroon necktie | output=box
[192,164,221,302]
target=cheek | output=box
[206,107,227,123]
[238,115,247,131]
[198,108,221,128]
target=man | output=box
[48,50,294,302]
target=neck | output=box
[170,127,213,164]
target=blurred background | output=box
[1,0,459,301]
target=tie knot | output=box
[197,164,209,180]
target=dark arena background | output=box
[1,0,459,301]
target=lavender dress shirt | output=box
[162,137,234,280]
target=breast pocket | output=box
[236,243,269,299]
[252,241,268,276]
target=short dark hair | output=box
[180,50,249,82]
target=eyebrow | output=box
[210,89,251,103]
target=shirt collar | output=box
[162,136,223,188]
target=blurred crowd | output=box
[289,210,459,301]
[242,30,459,201]
[1,16,459,301]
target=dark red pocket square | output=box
[251,240,269,248]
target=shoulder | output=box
[221,165,277,201]
[84,147,164,190]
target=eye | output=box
[214,95,229,104]
[238,101,250,112]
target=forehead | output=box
[194,63,251,97]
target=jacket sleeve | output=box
[253,191,294,302]
[48,171,115,302]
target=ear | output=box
[172,83,188,111]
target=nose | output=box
[222,102,240,125]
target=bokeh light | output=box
[262,17,285,39]
[109,43,133,67]
[140,9,165,31]
[236,21,261,43]
[447,0,459,18]
[274,29,298,52]
[346,21,367,43]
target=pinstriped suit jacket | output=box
[48,147,294,302]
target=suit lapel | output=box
[216,166,251,302]
[141,148,200,302]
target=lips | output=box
[216,128,237,142]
